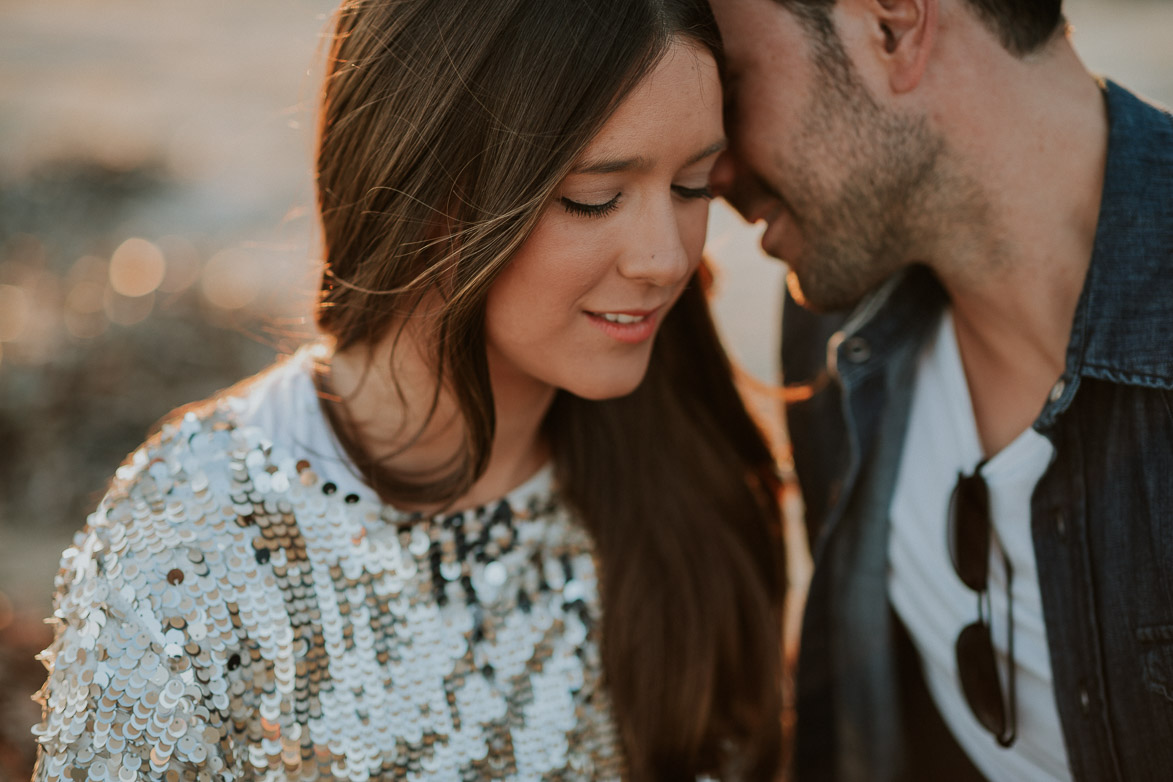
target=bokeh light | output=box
[201,247,261,310]
[64,280,109,338]
[0,284,31,342]
[66,280,104,315]
[0,591,12,633]
[108,237,166,298]
[157,235,202,293]
[0,270,63,366]
[68,255,108,285]
[103,286,155,326]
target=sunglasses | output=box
[947,464,1016,747]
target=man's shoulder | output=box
[1075,81,1173,387]
[1105,80,1173,144]
[1102,80,1173,199]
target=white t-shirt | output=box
[888,311,1072,781]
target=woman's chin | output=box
[562,371,648,402]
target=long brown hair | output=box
[316,0,785,777]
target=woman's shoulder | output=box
[110,344,325,496]
[34,349,334,777]
[59,346,325,590]
[96,367,279,528]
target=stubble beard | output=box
[782,61,946,313]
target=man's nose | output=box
[709,148,771,224]
[709,149,738,201]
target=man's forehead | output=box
[710,0,806,54]
[711,0,815,76]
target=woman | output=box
[32,0,785,779]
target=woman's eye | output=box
[561,194,621,219]
[672,184,714,201]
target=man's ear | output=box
[863,0,936,94]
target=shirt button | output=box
[842,336,872,364]
[1049,379,1066,403]
[1079,685,1091,714]
[1054,511,1067,540]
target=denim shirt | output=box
[784,81,1173,782]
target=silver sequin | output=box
[32,373,624,781]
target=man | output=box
[707,0,1173,780]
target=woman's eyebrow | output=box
[571,139,727,175]
[573,155,650,175]
[686,139,727,166]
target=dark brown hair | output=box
[775,0,1064,57]
[315,0,784,778]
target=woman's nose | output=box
[616,199,698,287]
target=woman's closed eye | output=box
[560,183,711,220]
[672,184,713,200]
[561,193,621,219]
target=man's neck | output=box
[927,40,1108,455]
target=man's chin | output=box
[785,269,863,315]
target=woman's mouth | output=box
[599,312,647,324]
[585,309,658,343]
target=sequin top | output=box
[32,346,624,781]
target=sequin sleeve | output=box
[33,471,232,780]
[34,389,627,780]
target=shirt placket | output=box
[1032,385,1124,782]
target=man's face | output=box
[709,0,941,312]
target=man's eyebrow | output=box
[571,140,727,175]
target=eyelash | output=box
[672,184,713,201]
[560,185,713,219]
[560,194,620,219]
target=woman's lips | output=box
[584,308,659,344]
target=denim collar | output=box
[1066,80,1173,390]
[839,81,1173,393]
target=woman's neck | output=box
[326,329,555,513]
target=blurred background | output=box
[0,0,1170,777]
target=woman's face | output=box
[484,39,724,402]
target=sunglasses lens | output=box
[948,472,991,590]
[956,621,1007,739]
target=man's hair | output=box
[777,0,1064,57]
